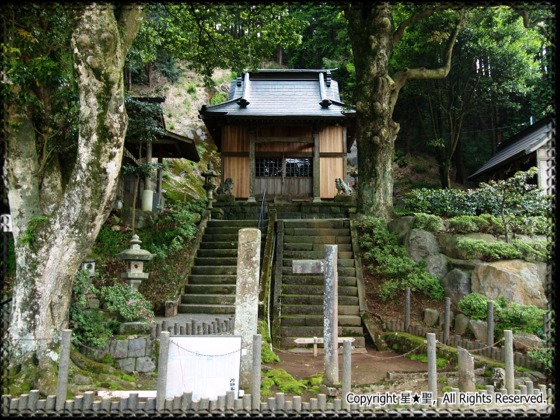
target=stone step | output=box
[281,304,360,316]
[197,249,238,258]
[181,294,235,305]
[282,284,358,296]
[283,258,355,268]
[184,284,236,295]
[281,266,356,276]
[280,326,365,338]
[283,243,352,252]
[283,235,351,244]
[178,304,235,314]
[199,241,239,249]
[281,275,357,286]
[276,213,303,219]
[279,336,366,348]
[281,294,359,306]
[204,226,266,235]
[283,228,351,237]
[281,315,362,327]
[207,220,263,228]
[191,266,237,275]
[283,219,350,229]
[195,257,239,266]
[283,250,354,260]
[187,275,237,285]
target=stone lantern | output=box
[116,234,154,291]
[201,162,219,209]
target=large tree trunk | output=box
[5,3,143,392]
[345,4,398,219]
[344,4,463,219]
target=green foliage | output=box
[354,215,444,301]
[20,216,49,247]
[412,213,444,232]
[91,227,132,263]
[458,293,549,337]
[141,200,204,261]
[408,353,447,369]
[100,283,155,323]
[455,238,550,262]
[210,92,228,105]
[528,348,553,371]
[187,83,197,95]
[402,168,551,223]
[261,369,307,396]
[125,97,167,144]
[70,270,116,349]
[258,321,280,363]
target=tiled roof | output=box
[469,116,554,179]
[200,69,354,120]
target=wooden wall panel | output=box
[320,126,344,153]
[320,157,344,198]
[223,156,249,198]
[256,142,313,153]
[257,126,312,137]
[223,126,249,152]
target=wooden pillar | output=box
[248,129,256,202]
[313,129,321,202]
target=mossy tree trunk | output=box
[5,3,143,390]
[344,3,464,219]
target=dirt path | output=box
[268,344,429,387]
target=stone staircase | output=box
[178,219,266,315]
[278,219,365,348]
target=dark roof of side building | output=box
[469,115,554,180]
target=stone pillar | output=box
[427,333,437,398]
[487,301,494,346]
[252,334,262,410]
[504,330,515,394]
[458,347,476,392]
[405,287,411,331]
[56,329,72,411]
[234,228,261,390]
[156,331,170,411]
[341,340,352,410]
[141,141,154,211]
[443,297,451,343]
[324,244,338,385]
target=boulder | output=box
[437,232,499,260]
[387,216,415,245]
[423,308,440,327]
[441,269,471,306]
[468,319,488,342]
[438,310,455,329]
[513,332,544,352]
[405,229,440,261]
[425,253,449,280]
[454,313,470,335]
[471,260,547,308]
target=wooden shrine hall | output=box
[199,69,356,202]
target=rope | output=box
[170,339,241,358]
[360,341,430,360]
[462,338,505,353]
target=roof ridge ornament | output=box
[318,72,332,108]
[237,73,251,107]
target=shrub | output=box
[100,283,155,323]
[355,215,444,301]
[413,213,444,232]
[458,294,549,338]
[455,238,550,262]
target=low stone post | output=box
[427,333,437,398]
[342,340,352,410]
[56,329,72,411]
[156,331,170,411]
[443,297,451,343]
[405,287,411,331]
[234,228,261,391]
[323,244,339,385]
[252,334,262,410]
[487,301,494,346]
[457,347,476,392]
[504,330,514,394]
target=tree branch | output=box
[393,5,445,45]
[119,3,145,55]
